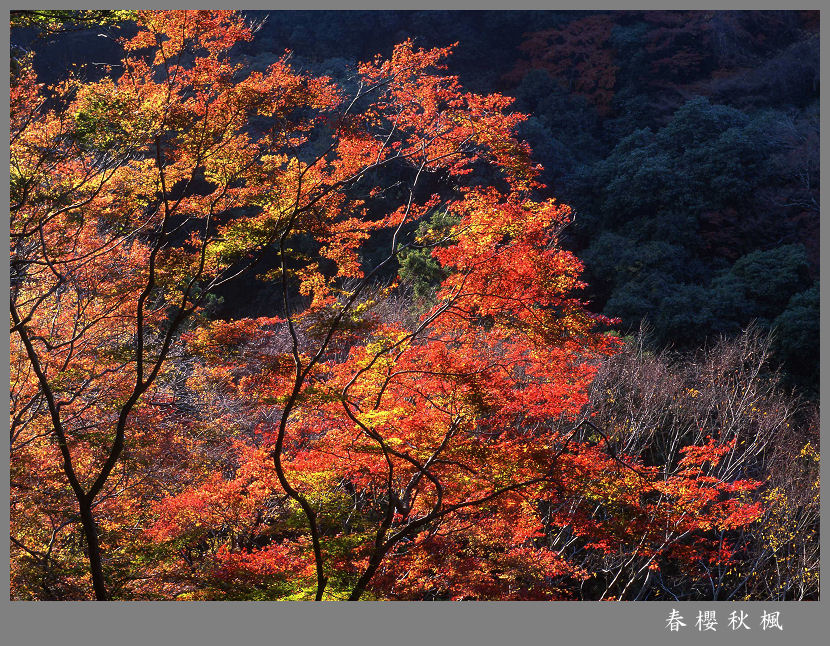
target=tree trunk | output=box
[78,500,108,600]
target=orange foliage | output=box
[508,15,618,116]
[10,10,764,601]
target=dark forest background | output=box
[13,10,820,395]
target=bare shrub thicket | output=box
[560,325,819,600]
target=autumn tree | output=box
[506,14,618,116]
[582,326,817,599]
[11,10,767,601]
[12,9,355,599]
